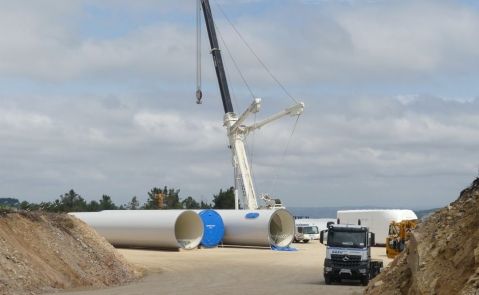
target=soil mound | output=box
[365,178,479,295]
[0,211,141,295]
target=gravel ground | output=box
[53,242,392,295]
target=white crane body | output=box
[225,99,304,210]
[198,0,304,210]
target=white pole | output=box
[234,188,239,210]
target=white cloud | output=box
[214,0,479,85]
[0,92,477,208]
[133,111,225,150]
[0,0,478,208]
[0,0,477,86]
[0,109,52,129]
[334,1,479,73]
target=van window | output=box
[302,226,319,234]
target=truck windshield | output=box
[301,226,319,234]
[327,231,366,248]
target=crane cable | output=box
[213,12,256,100]
[215,12,258,184]
[212,0,298,104]
[202,1,303,198]
[196,0,203,104]
[267,114,301,195]
[198,0,256,106]
[211,1,303,195]
[213,1,303,194]
[216,24,240,114]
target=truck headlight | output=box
[359,268,367,274]
[325,267,332,272]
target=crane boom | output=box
[198,0,304,210]
[200,0,258,209]
[200,0,234,114]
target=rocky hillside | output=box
[0,211,141,295]
[365,178,479,295]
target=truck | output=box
[320,223,383,286]
[294,223,319,243]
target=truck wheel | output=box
[361,277,369,286]
[303,240,309,243]
[324,275,332,285]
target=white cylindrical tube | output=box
[70,210,204,250]
[216,209,295,247]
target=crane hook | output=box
[196,89,203,104]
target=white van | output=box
[294,223,320,243]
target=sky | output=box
[0,0,479,209]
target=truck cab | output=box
[320,223,382,286]
[294,224,319,243]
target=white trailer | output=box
[336,210,417,246]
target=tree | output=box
[58,189,88,212]
[19,201,39,211]
[144,186,181,209]
[126,196,140,210]
[87,200,101,212]
[164,187,181,209]
[212,187,235,209]
[13,185,212,212]
[39,201,56,211]
[200,201,212,209]
[99,195,117,210]
[182,196,200,209]
[144,187,162,209]
[44,199,61,212]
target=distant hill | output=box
[415,208,440,220]
[288,206,441,219]
[0,198,20,208]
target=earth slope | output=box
[365,178,479,295]
[0,211,140,295]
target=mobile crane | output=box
[197,0,304,210]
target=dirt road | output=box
[53,243,392,295]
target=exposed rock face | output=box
[0,212,141,295]
[365,178,479,295]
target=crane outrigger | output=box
[198,0,304,210]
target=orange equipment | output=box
[386,219,417,258]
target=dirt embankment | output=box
[0,211,141,295]
[365,178,479,295]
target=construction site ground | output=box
[53,242,392,295]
